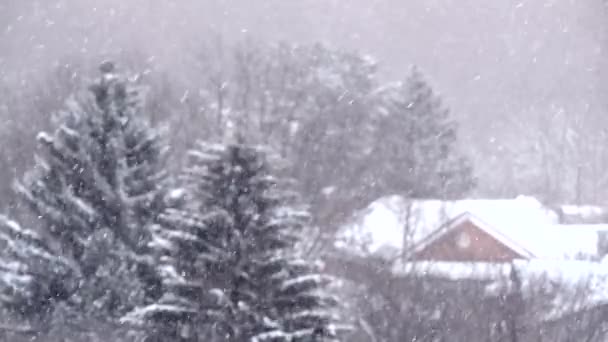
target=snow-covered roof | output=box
[336,195,604,260]
[560,204,605,223]
[412,212,539,259]
[546,224,608,259]
[392,261,512,281]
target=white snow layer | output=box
[392,261,512,280]
[560,204,605,220]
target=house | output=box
[336,195,608,262]
[334,195,608,338]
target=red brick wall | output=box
[413,220,525,262]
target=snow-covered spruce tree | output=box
[13,62,169,321]
[126,142,341,341]
[0,215,72,322]
[370,66,474,199]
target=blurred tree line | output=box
[0,40,474,246]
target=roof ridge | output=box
[408,211,535,259]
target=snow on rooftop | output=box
[558,204,607,224]
[548,224,608,259]
[561,204,605,218]
[337,195,605,260]
[392,261,511,281]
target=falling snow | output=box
[0,1,607,341]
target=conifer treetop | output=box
[125,141,343,341]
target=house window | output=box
[456,232,471,249]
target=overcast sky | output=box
[1,0,607,145]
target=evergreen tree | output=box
[7,62,170,323]
[0,216,72,320]
[370,66,474,199]
[126,142,341,341]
